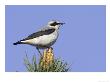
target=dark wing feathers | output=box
[21,28,55,41]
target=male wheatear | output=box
[13,20,65,55]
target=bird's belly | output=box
[37,33,58,46]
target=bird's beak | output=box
[58,22,65,25]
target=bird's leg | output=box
[36,47,42,56]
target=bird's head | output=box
[47,20,65,30]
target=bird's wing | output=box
[21,28,55,41]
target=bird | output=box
[13,20,65,55]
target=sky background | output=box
[5,5,106,72]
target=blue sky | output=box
[5,5,106,72]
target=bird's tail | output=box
[13,41,23,45]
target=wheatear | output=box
[13,20,65,55]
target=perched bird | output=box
[13,20,65,55]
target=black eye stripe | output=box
[50,22,58,26]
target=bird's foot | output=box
[47,47,53,51]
